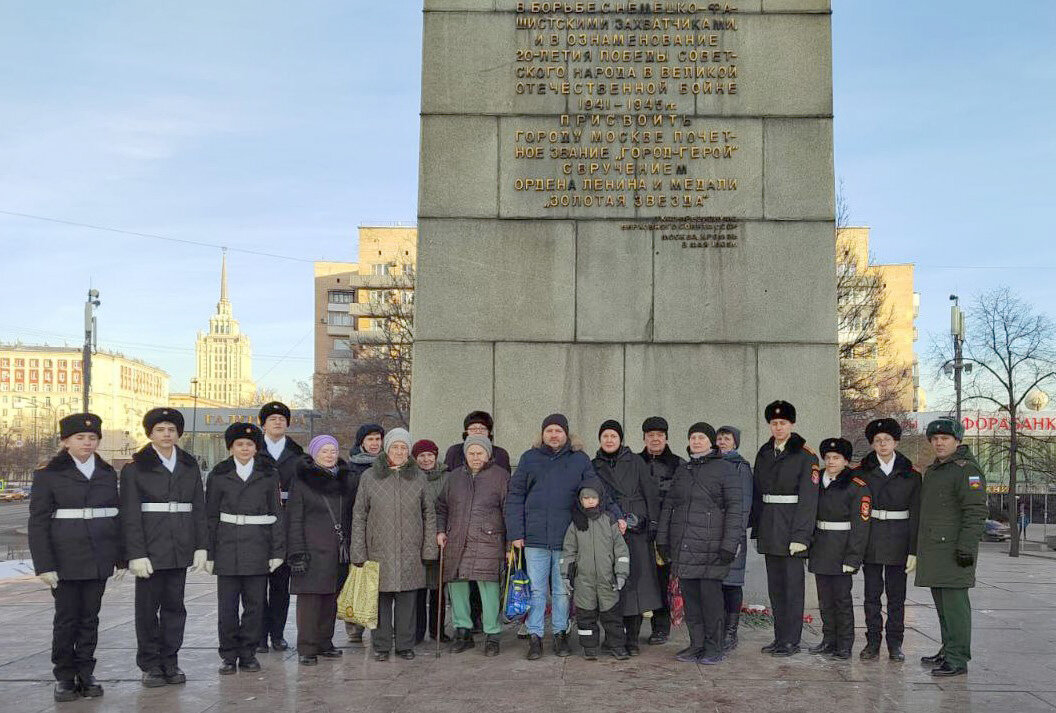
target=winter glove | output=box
[904,554,917,574]
[204,561,214,575]
[37,571,59,589]
[842,565,856,574]
[562,577,572,594]
[111,566,127,583]
[955,550,975,568]
[615,575,626,591]
[656,544,669,563]
[288,552,310,575]
[129,558,154,579]
[190,549,208,573]
[718,549,737,565]
[268,558,283,573]
[789,542,808,556]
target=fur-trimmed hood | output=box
[822,466,856,489]
[294,455,350,496]
[131,443,197,470]
[858,450,917,476]
[759,432,808,455]
[210,454,277,478]
[639,445,684,471]
[530,433,586,453]
[367,454,420,480]
[43,449,115,475]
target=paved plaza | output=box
[0,543,1053,712]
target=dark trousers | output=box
[681,578,725,657]
[652,562,671,635]
[469,580,483,630]
[576,604,624,651]
[415,587,446,642]
[217,575,267,662]
[722,584,743,615]
[623,614,643,647]
[815,573,855,652]
[375,591,417,654]
[764,554,805,646]
[932,587,972,668]
[260,563,290,644]
[295,593,338,656]
[862,563,907,648]
[134,568,187,672]
[51,578,106,681]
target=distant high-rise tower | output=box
[194,250,256,406]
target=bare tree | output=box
[0,426,51,485]
[239,386,284,408]
[934,287,1056,557]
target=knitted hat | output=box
[541,413,569,435]
[307,435,339,459]
[641,416,669,434]
[411,439,439,458]
[598,419,623,442]
[259,401,291,426]
[865,418,902,443]
[764,400,796,423]
[688,422,717,445]
[717,425,741,449]
[462,435,493,459]
[354,423,384,448]
[143,408,184,437]
[225,422,262,449]
[60,413,102,440]
[383,428,412,453]
[820,437,854,461]
[926,418,964,441]
[578,486,600,500]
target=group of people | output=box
[27,398,988,702]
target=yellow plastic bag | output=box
[337,561,379,629]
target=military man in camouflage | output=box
[915,418,988,677]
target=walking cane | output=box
[436,542,445,659]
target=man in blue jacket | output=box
[506,413,621,660]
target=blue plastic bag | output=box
[503,547,532,622]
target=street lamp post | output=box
[83,289,100,413]
[951,295,965,422]
[189,378,200,455]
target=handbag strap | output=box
[320,494,343,537]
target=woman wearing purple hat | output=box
[286,435,357,666]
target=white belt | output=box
[280,491,290,501]
[53,507,118,519]
[219,513,277,526]
[763,494,799,504]
[816,520,851,531]
[141,502,193,513]
[871,509,910,521]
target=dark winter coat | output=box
[721,448,754,587]
[120,445,208,570]
[593,447,662,614]
[444,442,512,473]
[657,449,743,581]
[260,436,304,505]
[854,451,921,565]
[436,463,510,583]
[506,438,617,550]
[915,445,988,589]
[287,457,356,595]
[639,446,684,505]
[350,457,439,592]
[205,456,285,576]
[28,451,123,580]
[751,433,820,557]
[561,505,630,612]
[422,465,449,589]
[808,468,872,575]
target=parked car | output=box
[983,519,1011,542]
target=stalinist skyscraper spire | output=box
[193,249,256,406]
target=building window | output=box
[333,338,353,352]
[371,263,391,277]
[327,311,354,327]
[328,290,356,304]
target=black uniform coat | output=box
[808,468,872,575]
[28,451,123,580]
[593,447,663,614]
[639,446,684,514]
[260,437,304,504]
[205,456,286,576]
[120,445,208,570]
[287,457,357,595]
[752,433,820,557]
[854,451,921,566]
[657,449,743,581]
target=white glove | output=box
[904,554,917,574]
[112,566,127,582]
[268,558,283,573]
[129,558,154,578]
[38,571,59,589]
[204,560,214,575]
[789,542,808,555]
[842,565,856,574]
[190,549,208,573]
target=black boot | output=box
[54,680,79,702]
[218,660,237,675]
[76,675,103,698]
[723,613,740,652]
[553,632,571,657]
[888,644,906,662]
[921,651,945,666]
[527,635,543,660]
[809,640,835,655]
[859,642,881,660]
[452,628,475,654]
[484,634,500,657]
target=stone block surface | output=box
[575,221,653,342]
[763,118,834,220]
[419,115,498,218]
[410,341,494,447]
[757,342,840,447]
[762,0,831,12]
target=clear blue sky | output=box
[1,2,1053,407]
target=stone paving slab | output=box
[1,543,1055,712]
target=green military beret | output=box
[926,418,964,441]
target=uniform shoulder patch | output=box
[802,444,816,455]
[852,476,867,487]
[860,495,872,521]
[954,459,969,467]
[967,473,983,490]
[811,464,820,485]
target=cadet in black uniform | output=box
[206,423,286,675]
[120,408,208,688]
[256,401,303,652]
[28,413,124,702]
[854,418,921,662]
[807,438,871,660]
[751,400,819,656]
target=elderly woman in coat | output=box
[658,422,742,666]
[350,428,438,661]
[716,426,753,652]
[593,419,662,655]
[436,436,510,657]
[287,435,356,666]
